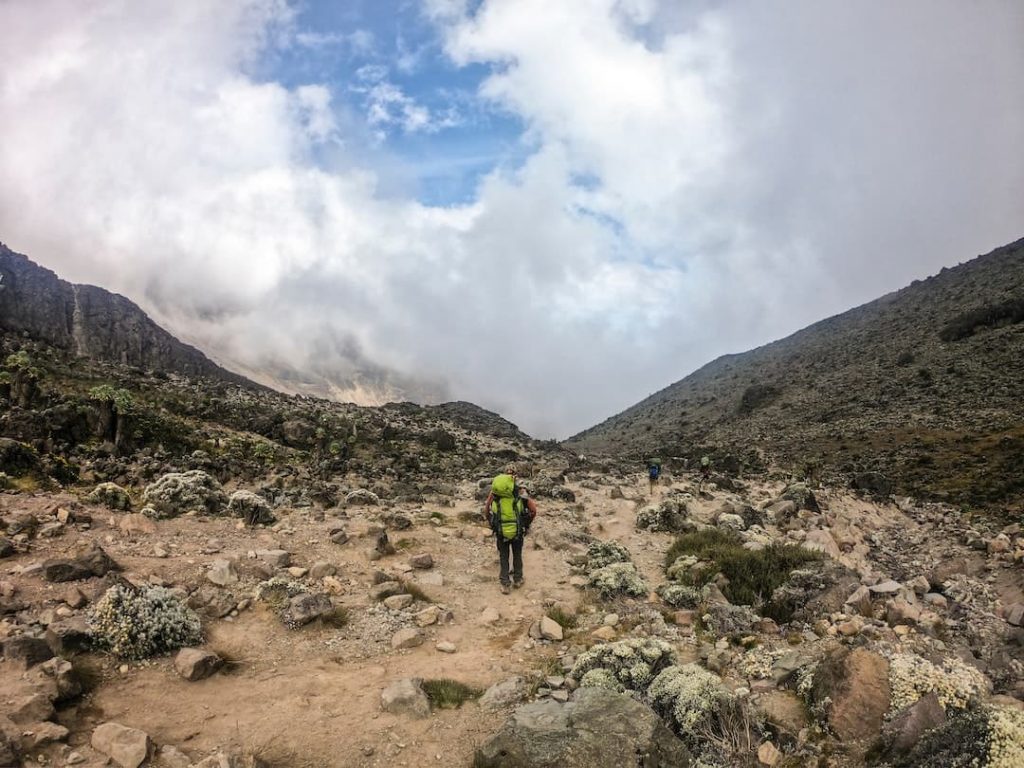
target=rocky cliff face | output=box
[0,243,250,385]
[567,237,1024,513]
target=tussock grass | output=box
[545,606,578,630]
[665,529,820,607]
[421,678,482,709]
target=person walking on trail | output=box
[483,465,537,594]
[699,455,712,489]
[647,457,662,494]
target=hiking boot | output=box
[512,580,524,590]
[500,584,511,595]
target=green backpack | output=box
[491,473,525,541]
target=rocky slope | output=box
[1,238,1022,768]
[567,237,1024,516]
[0,243,251,387]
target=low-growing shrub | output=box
[584,540,633,572]
[88,584,202,660]
[570,637,676,693]
[589,561,649,598]
[422,678,482,709]
[664,529,820,608]
[545,605,578,629]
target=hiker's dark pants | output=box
[496,536,524,586]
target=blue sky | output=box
[258,0,525,205]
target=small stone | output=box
[309,561,336,579]
[384,594,414,610]
[174,648,223,681]
[20,721,69,750]
[436,641,457,654]
[409,553,434,569]
[758,741,783,766]
[868,580,902,595]
[479,607,502,625]
[381,678,430,718]
[91,722,151,768]
[414,606,442,627]
[591,626,617,642]
[603,613,620,627]
[206,559,238,587]
[391,627,425,650]
[255,549,291,568]
[370,581,403,601]
[287,566,309,578]
[9,693,56,724]
[539,616,563,641]
[64,586,87,609]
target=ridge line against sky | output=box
[1,0,1022,438]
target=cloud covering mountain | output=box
[1,0,1021,437]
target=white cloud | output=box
[0,0,1021,438]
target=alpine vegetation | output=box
[88,583,202,660]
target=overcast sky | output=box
[1,1,1022,438]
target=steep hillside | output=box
[0,243,252,386]
[568,237,1024,513]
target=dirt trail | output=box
[6,471,1021,767]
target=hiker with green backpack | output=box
[483,465,538,594]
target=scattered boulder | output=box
[539,616,564,641]
[43,544,120,582]
[808,647,891,741]
[871,692,946,762]
[391,627,425,650]
[174,648,223,681]
[409,553,434,569]
[473,686,691,768]
[381,678,430,718]
[91,722,151,768]
[0,536,15,558]
[282,593,333,628]
[345,489,379,506]
[480,677,529,711]
[45,616,92,655]
[206,559,239,587]
[2,635,54,668]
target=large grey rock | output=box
[42,544,120,582]
[381,678,430,718]
[91,722,151,768]
[473,687,691,768]
[45,616,92,655]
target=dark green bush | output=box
[664,529,821,607]
[421,678,482,709]
[939,298,1024,342]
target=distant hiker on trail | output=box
[483,464,538,594]
[699,455,712,489]
[647,457,661,494]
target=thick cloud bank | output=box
[1,0,1022,436]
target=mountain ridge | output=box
[567,236,1024,513]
